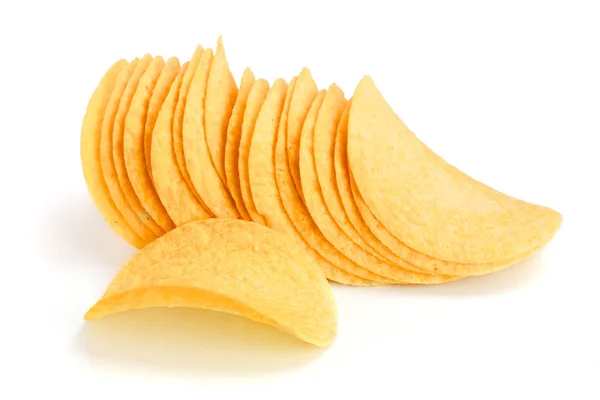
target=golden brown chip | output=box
[151,63,212,226]
[224,68,255,220]
[300,84,455,284]
[144,57,180,184]
[347,76,562,271]
[248,78,380,286]
[172,45,212,214]
[183,49,240,218]
[205,36,239,185]
[80,59,145,248]
[124,56,176,233]
[84,219,338,347]
[238,78,270,224]
[279,86,392,284]
[287,68,318,200]
[100,56,158,245]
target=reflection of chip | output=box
[100,56,158,245]
[300,84,455,284]
[224,68,255,221]
[248,78,377,286]
[205,37,238,186]
[237,78,270,224]
[151,63,212,226]
[84,219,338,347]
[144,57,180,184]
[124,56,176,233]
[81,59,145,249]
[347,76,562,274]
[184,48,240,218]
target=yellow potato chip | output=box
[287,68,318,200]
[347,76,562,269]
[151,63,212,226]
[112,55,164,237]
[100,56,157,245]
[124,56,176,233]
[172,45,212,214]
[279,85,392,284]
[81,59,145,249]
[84,219,338,347]
[144,57,181,184]
[300,84,455,284]
[224,68,255,221]
[183,49,240,218]
[238,78,270,224]
[249,78,380,286]
[205,37,239,185]
[334,101,452,274]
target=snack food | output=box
[84,219,338,347]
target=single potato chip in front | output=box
[81,59,145,249]
[347,76,562,271]
[84,218,338,348]
[151,63,212,226]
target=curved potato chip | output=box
[81,60,145,249]
[124,56,176,233]
[84,219,338,348]
[249,79,379,286]
[172,45,212,214]
[335,102,453,274]
[112,55,164,237]
[238,78,270,224]
[205,37,238,185]
[144,57,181,184]
[281,86,392,284]
[224,68,255,220]
[300,85,455,284]
[151,63,212,226]
[100,57,157,245]
[183,49,240,218]
[287,68,318,200]
[347,76,562,268]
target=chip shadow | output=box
[75,306,324,378]
[39,195,137,269]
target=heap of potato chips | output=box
[80,37,562,346]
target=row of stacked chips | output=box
[81,37,562,287]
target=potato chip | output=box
[287,68,318,200]
[347,76,562,270]
[205,37,239,185]
[300,84,455,284]
[172,45,212,214]
[279,85,392,284]
[84,219,338,347]
[183,49,240,218]
[144,57,180,184]
[100,56,158,244]
[238,78,270,225]
[249,78,381,286]
[224,68,255,220]
[81,59,145,249]
[151,63,212,226]
[334,101,451,274]
[124,56,176,233]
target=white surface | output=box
[1,0,599,398]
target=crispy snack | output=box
[81,59,145,248]
[84,219,338,347]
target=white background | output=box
[1,0,599,398]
